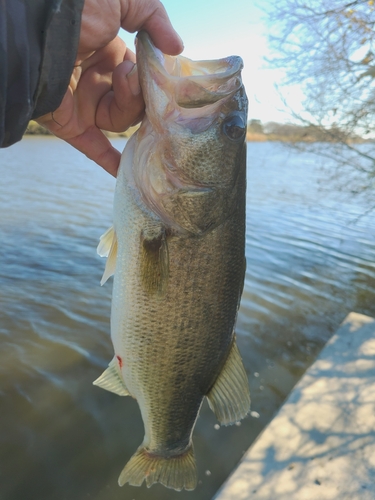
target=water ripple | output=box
[1,138,375,500]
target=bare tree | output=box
[266,0,375,193]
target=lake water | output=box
[1,137,375,500]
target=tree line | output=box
[247,119,366,142]
[264,0,375,191]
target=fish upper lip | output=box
[136,31,244,108]
[136,30,243,79]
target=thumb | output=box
[120,0,183,55]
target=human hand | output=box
[37,0,183,177]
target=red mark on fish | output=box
[116,355,123,368]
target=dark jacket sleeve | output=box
[0,0,84,148]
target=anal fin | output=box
[206,339,250,425]
[93,357,130,397]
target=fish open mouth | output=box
[136,31,244,111]
[130,31,247,230]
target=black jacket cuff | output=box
[0,0,84,148]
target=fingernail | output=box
[126,63,141,96]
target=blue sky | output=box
[119,0,303,124]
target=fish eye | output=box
[222,113,246,141]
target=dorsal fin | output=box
[206,339,250,425]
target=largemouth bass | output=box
[94,31,249,491]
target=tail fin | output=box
[118,445,197,491]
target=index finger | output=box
[120,0,183,55]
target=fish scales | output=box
[114,143,246,449]
[94,31,250,491]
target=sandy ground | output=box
[214,312,375,500]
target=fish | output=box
[94,30,249,491]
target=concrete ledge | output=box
[214,312,375,500]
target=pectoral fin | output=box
[93,357,130,397]
[140,226,169,296]
[206,339,250,425]
[97,226,118,286]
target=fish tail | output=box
[118,445,197,491]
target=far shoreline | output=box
[24,121,372,144]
